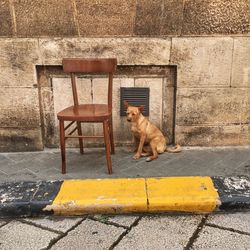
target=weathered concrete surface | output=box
[2,0,249,37]
[76,0,136,36]
[0,221,59,250]
[115,216,203,250]
[50,218,125,250]
[39,38,171,65]
[13,0,77,37]
[24,216,83,233]
[176,88,249,126]
[207,212,250,234]
[176,125,244,146]
[1,213,250,249]
[0,128,43,152]
[232,37,250,87]
[192,225,250,249]
[0,0,13,36]
[134,0,183,36]
[0,88,40,128]
[182,0,250,35]
[0,39,40,86]
[171,37,233,87]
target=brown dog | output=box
[124,101,181,161]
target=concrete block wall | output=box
[0,0,249,151]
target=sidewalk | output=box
[0,146,250,181]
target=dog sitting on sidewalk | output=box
[124,101,181,161]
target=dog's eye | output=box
[132,113,135,116]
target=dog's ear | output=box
[138,105,144,112]
[124,101,129,109]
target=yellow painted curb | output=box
[43,177,219,215]
[146,177,219,213]
[45,179,147,215]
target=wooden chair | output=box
[57,58,117,174]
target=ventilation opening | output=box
[120,87,150,116]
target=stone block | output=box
[171,37,233,87]
[176,88,249,126]
[135,0,183,35]
[0,39,40,86]
[192,225,250,249]
[115,216,202,250]
[0,87,40,128]
[76,0,136,36]
[0,0,13,36]
[175,124,246,146]
[0,221,58,249]
[51,219,125,250]
[39,38,171,65]
[207,213,250,234]
[231,37,250,87]
[134,0,162,36]
[0,127,43,151]
[13,0,77,37]
[182,0,250,35]
[135,78,163,128]
[24,217,83,233]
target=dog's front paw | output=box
[133,153,141,160]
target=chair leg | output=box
[76,121,84,154]
[59,120,66,174]
[109,117,115,154]
[103,120,112,174]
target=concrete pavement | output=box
[0,212,249,249]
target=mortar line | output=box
[44,217,87,250]
[88,216,129,229]
[109,216,142,250]
[0,221,10,229]
[183,215,208,250]
[180,0,186,36]
[71,0,80,37]
[229,38,235,88]
[206,223,250,236]
[8,0,17,36]
[17,218,64,235]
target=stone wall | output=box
[0,0,250,151]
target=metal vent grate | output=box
[120,87,150,116]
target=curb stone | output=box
[0,176,249,218]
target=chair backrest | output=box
[62,58,117,108]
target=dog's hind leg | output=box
[146,141,158,162]
[141,145,152,157]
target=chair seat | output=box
[57,104,111,122]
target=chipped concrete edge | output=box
[0,176,249,218]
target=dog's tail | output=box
[165,144,182,153]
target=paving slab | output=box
[191,225,250,250]
[115,215,203,250]
[0,221,59,250]
[207,212,250,234]
[93,214,139,228]
[51,218,125,250]
[0,147,250,181]
[24,216,83,233]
